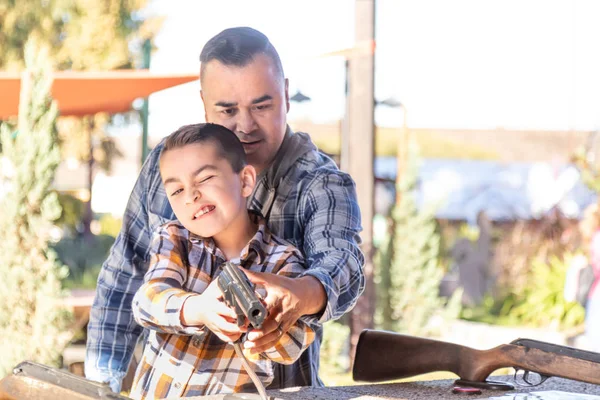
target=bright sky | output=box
[145,0,600,137]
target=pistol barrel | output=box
[218,262,267,329]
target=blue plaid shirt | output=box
[85,130,365,392]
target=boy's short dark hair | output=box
[199,27,284,82]
[161,123,246,173]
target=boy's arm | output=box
[259,318,316,365]
[132,225,206,335]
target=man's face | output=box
[201,54,289,174]
[160,142,255,239]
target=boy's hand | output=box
[241,271,325,354]
[182,279,247,343]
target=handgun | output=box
[217,261,267,329]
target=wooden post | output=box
[345,0,376,364]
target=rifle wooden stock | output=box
[352,329,600,385]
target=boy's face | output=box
[160,141,256,238]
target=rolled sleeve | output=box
[299,170,365,323]
[262,321,316,365]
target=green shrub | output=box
[98,214,122,237]
[319,321,352,385]
[52,234,115,289]
[0,43,73,377]
[462,253,585,330]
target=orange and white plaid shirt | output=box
[129,213,317,399]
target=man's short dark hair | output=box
[199,27,284,82]
[161,123,246,173]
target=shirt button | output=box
[174,382,181,389]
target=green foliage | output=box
[0,0,158,71]
[462,253,585,330]
[98,213,123,237]
[319,321,351,385]
[375,139,462,335]
[0,41,73,377]
[56,192,85,232]
[52,234,115,289]
[310,127,500,159]
[572,144,600,193]
[505,254,585,329]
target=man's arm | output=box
[298,169,365,322]
[244,253,320,359]
[85,144,169,393]
[244,170,364,349]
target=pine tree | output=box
[376,139,461,335]
[0,41,73,377]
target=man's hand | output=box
[241,271,326,354]
[182,280,247,343]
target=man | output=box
[85,26,365,393]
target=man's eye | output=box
[221,108,236,115]
[170,188,183,196]
[255,104,270,111]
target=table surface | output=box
[194,376,600,400]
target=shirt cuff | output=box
[84,368,125,393]
[165,292,207,335]
[299,269,335,323]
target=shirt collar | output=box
[188,211,269,265]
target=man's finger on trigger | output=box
[242,269,269,285]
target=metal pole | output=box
[141,39,151,166]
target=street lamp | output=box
[290,90,311,103]
[375,97,407,206]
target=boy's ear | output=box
[241,165,257,197]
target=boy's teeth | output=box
[194,206,214,219]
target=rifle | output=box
[352,329,600,390]
[217,261,267,329]
[0,361,130,399]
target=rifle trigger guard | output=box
[454,379,514,391]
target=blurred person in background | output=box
[85,26,365,393]
[578,203,600,351]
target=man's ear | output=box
[241,165,257,197]
[284,78,290,112]
[200,90,208,122]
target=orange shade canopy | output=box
[0,70,198,119]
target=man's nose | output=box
[236,109,258,135]
[185,189,200,205]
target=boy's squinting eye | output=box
[199,175,215,183]
[170,188,183,196]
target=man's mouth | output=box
[240,140,261,146]
[192,205,216,220]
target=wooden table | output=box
[196,376,600,399]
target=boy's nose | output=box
[185,190,200,205]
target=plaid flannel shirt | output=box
[129,214,316,399]
[86,128,365,392]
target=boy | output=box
[129,123,317,399]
